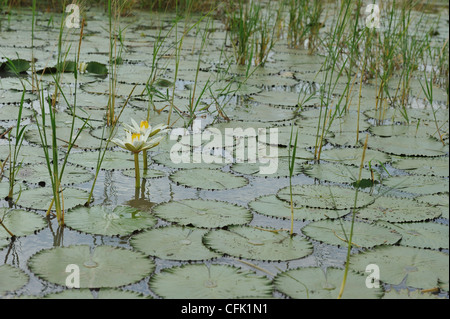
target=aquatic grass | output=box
[288,125,299,236]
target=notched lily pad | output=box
[64,205,157,236]
[169,168,249,190]
[149,264,273,299]
[0,208,46,239]
[28,245,155,288]
[130,225,221,261]
[0,264,29,296]
[382,174,449,195]
[203,226,313,261]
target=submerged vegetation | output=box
[0,0,448,300]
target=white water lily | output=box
[123,118,168,138]
[111,130,164,154]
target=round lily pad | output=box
[382,175,449,195]
[317,147,391,167]
[169,168,249,190]
[130,225,221,261]
[43,288,150,299]
[248,194,349,221]
[152,151,226,170]
[303,162,379,185]
[122,168,166,179]
[17,187,90,211]
[0,145,64,165]
[357,196,442,222]
[349,245,449,290]
[28,245,155,288]
[391,157,449,177]
[0,104,33,121]
[67,150,147,171]
[415,194,449,219]
[376,221,448,250]
[274,267,384,299]
[364,135,448,157]
[153,199,252,228]
[203,226,313,261]
[0,264,29,296]
[0,208,46,239]
[149,264,273,299]
[302,219,402,248]
[10,163,94,186]
[277,184,375,210]
[64,205,157,236]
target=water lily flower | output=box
[111,121,167,189]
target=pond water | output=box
[0,1,449,300]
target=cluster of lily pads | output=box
[0,2,449,299]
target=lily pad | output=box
[349,245,449,290]
[64,205,157,236]
[0,264,29,296]
[169,168,249,190]
[317,147,391,167]
[377,221,449,249]
[303,163,379,185]
[391,157,449,177]
[248,194,348,221]
[382,175,449,195]
[231,158,305,177]
[0,208,46,239]
[0,145,64,165]
[17,187,90,211]
[277,184,375,210]
[122,168,166,179]
[415,194,449,219]
[67,150,147,171]
[274,267,384,299]
[152,150,226,170]
[149,264,273,299]
[302,219,402,248]
[153,199,252,228]
[203,226,313,261]
[130,225,221,261]
[43,288,150,299]
[28,245,155,288]
[0,104,34,121]
[357,196,442,222]
[364,135,448,157]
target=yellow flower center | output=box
[132,133,141,142]
[140,121,149,130]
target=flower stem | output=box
[134,152,140,189]
[143,149,148,172]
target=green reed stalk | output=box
[288,125,299,236]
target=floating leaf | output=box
[149,264,273,299]
[0,58,30,74]
[382,175,449,195]
[67,150,146,171]
[277,184,375,210]
[357,196,442,222]
[0,208,46,239]
[377,221,449,249]
[169,168,248,190]
[130,225,221,261]
[65,205,157,236]
[303,162,378,185]
[349,245,449,289]
[122,168,166,179]
[0,104,33,121]
[28,245,155,288]
[364,135,447,157]
[153,199,252,228]
[0,264,29,296]
[382,288,445,299]
[391,157,449,177]
[152,151,226,170]
[203,226,313,261]
[274,267,384,299]
[302,219,401,248]
[317,147,391,167]
[86,61,108,75]
[248,194,348,221]
[17,187,90,211]
[415,194,449,219]
[43,288,150,299]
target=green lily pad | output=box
[382,175,449,195]
[231,158,305,177]
[382,288,446,299]
[67,149,148,171]
[0,145,64,165]
[317,147,391,167]
[277,184,375,210]
[226,103,296,123]
[0,264,29,296]
[28,245,155,288]
[153,199,252,228]
[64,205,157,236]
[349,245,449,290]
[248,194,348,221]
[17,187,90,211]
[203,226,313,261]
[169,168,249,190]
[152,150,226,170]
[376,221,449,249]
[357,196,442,222]
[364,135,448,157]
[303,162,379,185]
[302,219,402,248]
[43,288,150,299]
[0,104,34,121]
[10,163,94,186]
[415,194,449,219]
[122,168,166,179]
[274,267,384,299]
[149,264,273,299]
[0,208,46,239]
[130,225,221,261]
[391,157,449,177]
